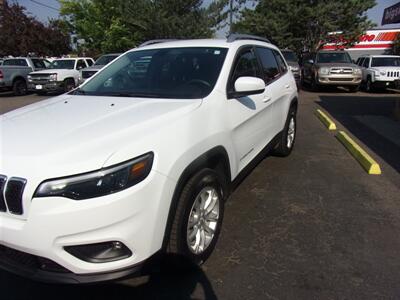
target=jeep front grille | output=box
[0,175,26,215]
[387,71,400,78]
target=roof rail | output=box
[227,33,271,44]
[138,39,178,47]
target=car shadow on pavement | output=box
[0,255,217,300]
[316,95,400,173]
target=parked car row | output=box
[298,50,400,93]
[0,53,122,96]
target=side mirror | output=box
[229,76,265,98]
[307,59,314,64]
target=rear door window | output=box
[273,50,288,74]
[86,59,94,66]
[255,47,281,84]
[76,59,87,70]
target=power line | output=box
[29,0,59,11]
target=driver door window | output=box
[76,59,87,70]
[229,48,260,92]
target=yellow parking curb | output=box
[336,131,381,175]
[315,109,336,130]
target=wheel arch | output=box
[161,145,231,249]
[12,76,26,84]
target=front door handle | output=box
[285,84,290,89]
[263,96,271,103]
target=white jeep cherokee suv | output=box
[357,55,400,91]
[0,35,298,283]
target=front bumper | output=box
[317,75,361,86]
[0,244,161,284]
[0,170,175,283]
[28,81,64,92]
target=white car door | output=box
[362,57,370,81]
[255,47,294,134]
[226,47,276,171]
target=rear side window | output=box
[273,50,288,74]
[3,59,28,66]
[231,49,260,85]
[255,47,280,84]
[86,59,94,66]
[31,59,46,69]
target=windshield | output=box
[371,57,400,67]
[95,55,120,66]
[50,59,75,69]
[316,52,352,64]
[78,47,228,99]
[281,51,298,62]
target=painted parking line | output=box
[336,131,381,175]
[315,109,337,130]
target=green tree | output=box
[233,0,376,52]
[60,0,228,54]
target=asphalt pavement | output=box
[0,89,400,299]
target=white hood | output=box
[0,95,201,179]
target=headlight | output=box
[27,75,32,82]
[319,67,329,75]
[380,71,386,76]
[289,65,299,72]
[34,152,153,200]
[353,68,362,75]
[49,73,57,81]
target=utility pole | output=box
[229,0,233,34]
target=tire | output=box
[365,77,374,92]
[63,78,75,93]
[348,85,360,93]
[12,79,27,96]
[273,105,297,157]
[167,168,226,266]
[311,76,319,92]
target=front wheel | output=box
[365,77,374,92]
[63,79,75,93]
[167,168,226,266]
[273,105,297,157]
[348,85,360,93]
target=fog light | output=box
[65,241,132,263]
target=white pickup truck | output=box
[28,57,94,94]
[357,55,400,91]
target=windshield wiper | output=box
[103,92,162,98]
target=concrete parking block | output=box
[315,109,337,130]
[336,131,381,175]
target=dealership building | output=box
[322,28,400,60]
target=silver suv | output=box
[302,50,362,92]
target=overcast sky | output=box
[12,0,400,35]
